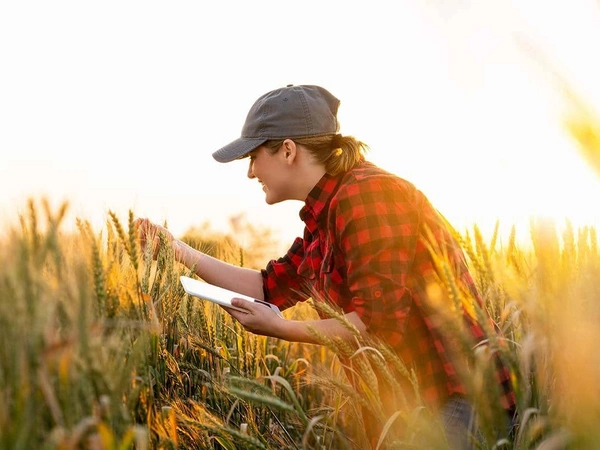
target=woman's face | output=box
[246,146,294,205]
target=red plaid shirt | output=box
[262,161,515,410]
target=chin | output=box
[264,195,284,206]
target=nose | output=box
[247,159,255,179]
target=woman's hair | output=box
[264,134,369,176]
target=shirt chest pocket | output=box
[297,239,323,280]
[321,249,334,275]
[297,239,335,281]
[320,250,352,310]
[321,248,341,291]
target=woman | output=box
[136,84,516,449]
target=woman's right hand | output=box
[133,217,175,260]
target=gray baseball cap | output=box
[212,84,341,163]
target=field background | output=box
[2,3,600,447]
[1,175,599,450]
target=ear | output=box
[281,139,297,165]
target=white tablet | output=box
[180,275,282,317]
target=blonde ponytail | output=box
[265,134,369,176]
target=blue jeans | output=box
[440,396,516,449]
[440,395,479,449]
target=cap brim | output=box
[212,137,268,163]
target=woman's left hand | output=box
[224,298,285,338]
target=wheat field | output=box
[0,195,599,450]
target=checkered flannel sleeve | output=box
[261,237,310,311]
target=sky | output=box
[1,0,600,249]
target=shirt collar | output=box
[299,171,341,234]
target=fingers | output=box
[230,298,254,312]
[133,218,153,243]
[224,299,254,322]
[221,304,249,319]
[133,217,164,260]
[228,299,280,337]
